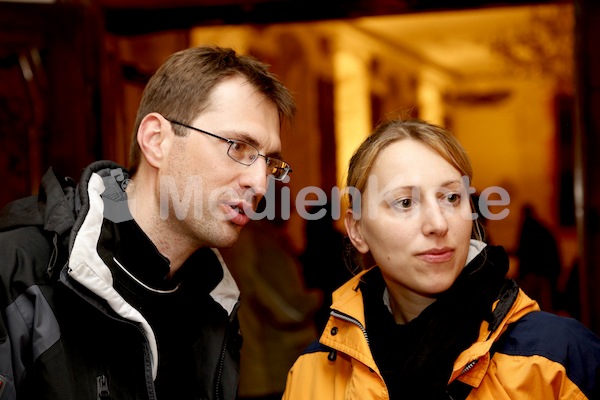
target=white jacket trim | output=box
[210,248,240,316]
[67,172,159,379]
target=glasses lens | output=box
[228,140,291,181]
[228,141,259,165]
[267,158,291,181]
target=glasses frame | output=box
[167,119,292,181]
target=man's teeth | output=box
[231,205,245,214]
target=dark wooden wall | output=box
[0,2,102,205]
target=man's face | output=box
[160,75,283,249]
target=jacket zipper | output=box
[215,302,240,400]
[214,335,227,400]
[96,375,111,400]
[330,310,370,345]
[445,360,479,399]
[460,359,478,374]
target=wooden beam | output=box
[100,0,555,36]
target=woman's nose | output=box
[422,202,449,236]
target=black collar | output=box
[361,245,510,399]
[98,217,224,299]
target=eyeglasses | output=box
[167,119,292,181]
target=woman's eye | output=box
[446,193,461,204]
[393,198,412,209]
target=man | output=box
[0,45,296,400]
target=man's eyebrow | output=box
[229,131,282,159]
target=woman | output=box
[283,119,600,399]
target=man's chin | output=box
[215,226,243,249]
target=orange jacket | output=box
[283,269,600,399]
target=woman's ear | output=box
[344,208,369,254]
[137,113,172,169]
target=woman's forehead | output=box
[373,140,457,175]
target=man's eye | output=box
[230,141,245,152]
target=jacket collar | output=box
[324,247,541,389]
[61,161,241,380]
[321,270,378,370]
[450,287,540,386]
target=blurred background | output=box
[1,0,599,335]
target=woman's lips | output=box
[415,248,454,263]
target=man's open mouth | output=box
[230,205,246,214]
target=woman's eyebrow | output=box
[382,185,417,197]
[440,179,463,188]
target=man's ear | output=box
[344,208,369,254]
[137,113,172,168]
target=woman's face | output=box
[346,139,473,304]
